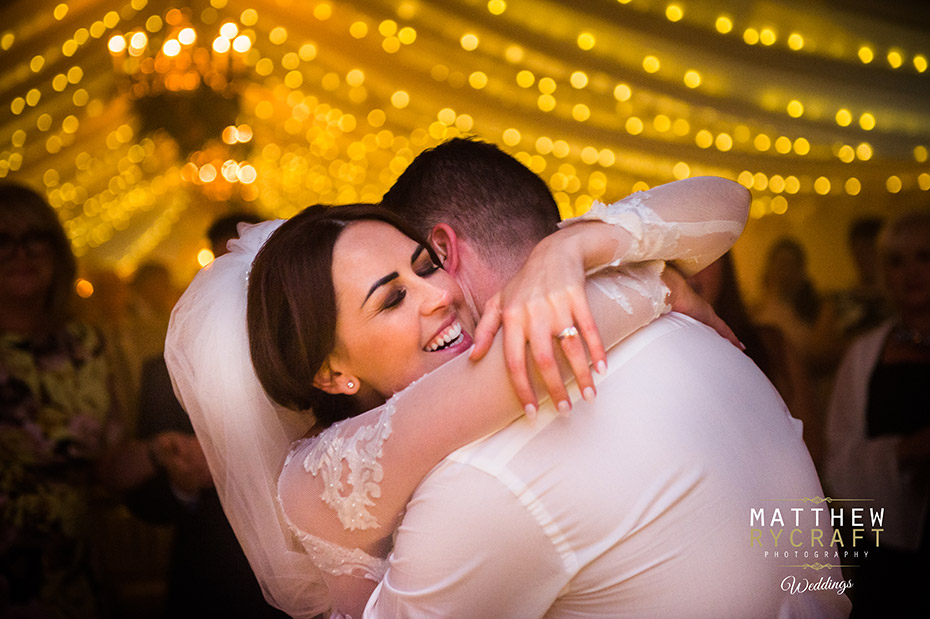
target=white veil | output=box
[164,220,331,618]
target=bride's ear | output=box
[312,359,360,396]
[429,223,461,275]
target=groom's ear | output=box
[312,359,360,396]
[428,223,461,275]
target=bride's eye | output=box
[382,288,407,310]
[415,261,441,278]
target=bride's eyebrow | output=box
[362,244,427,306]
[410,244,427,264]
[363,271,398,306]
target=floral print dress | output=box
[1,321,114,618]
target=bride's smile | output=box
[326,219,475,398]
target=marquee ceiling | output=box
[1,0,928,282]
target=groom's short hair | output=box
[381,137,560,273]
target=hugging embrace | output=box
[166,138,851,618]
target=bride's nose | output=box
[418,279,453,315]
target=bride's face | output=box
[328,220,475,397]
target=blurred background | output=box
[1,0,927,294]
[2,1,929,616]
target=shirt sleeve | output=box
[363,462,566,618]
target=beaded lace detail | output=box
[286,521,389,583]
[562,191,742,273]
[590,262,670,320]
[295,399,397,531]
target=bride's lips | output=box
[424,317,473,354]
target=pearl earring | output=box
[347,381,355,390]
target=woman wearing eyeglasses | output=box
[0,183,122,617]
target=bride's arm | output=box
[279,176,749,615]
[471,176,750,411]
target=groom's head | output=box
[382,137,560,314]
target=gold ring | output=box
[556,326,579,340]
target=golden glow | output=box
[198,248,215,267]
[683,70,701,88]
[759,28,776,46]
[516,70,535,88]
[769,175,785,193]
[469,71,488,89]
[461,33,479,51]
[538,77,556,94]
[793,137,810,155]
[814,176,831,195]
[613,84,631,101]
[835,109,852,127]
[715,133,733,151]
[775,136,792,154]
[625,117,644,135]
[220,22,238,39]
[887,50,903,69]
[537,94,556,112]
[666,5,683,22]
[643,56,660,73]
[695,130,713,149]
[350,22,369,38]
[488,0,507,15]
[653,115,671,132]
[572,104,590,121]
[672,161,690,179]
[163,39,181,57]
[859,112,876,130]
[919,173,930,191]
[915,55,928,73]
[570,71,588,89]
[754,134,772,151]
[771,196,788,215]
[743,28,759,45]
[391,90,410,108]
[788,33,804,50]
[858,46,874,64]
[715,16,733,34]
[886,175,902,193]
[845,178,861,195]
[838,145,855,163]
[856,143,873,160]
[502,128,521,146]
[786,100,804,118]
[577,32,596,50]
[108,35,126,53]
[179,28,197,45]
[915,146,929,163]
[75,278,94,298]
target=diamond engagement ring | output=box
[556,326,579,340]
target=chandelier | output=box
[107,6,257,201]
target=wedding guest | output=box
[0,183,119,617]
[825,210,930,617]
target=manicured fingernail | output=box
[524,403,538,420]
[557,400,571,415]
[582,387,596,402]
[595,361,607,375]
[738,340,747,351]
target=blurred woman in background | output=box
[0,183,123,617]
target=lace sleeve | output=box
[560,176,748,275]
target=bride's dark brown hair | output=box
[247,203,436,427]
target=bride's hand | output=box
[663,265,742,349]
[469,231,606,417]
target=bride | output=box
[165,175,747,617]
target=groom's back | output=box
[368,313,850,617]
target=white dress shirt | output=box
[365,314,851,618]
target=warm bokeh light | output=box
[0,0,922,278]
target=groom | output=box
[370,138,851,617]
